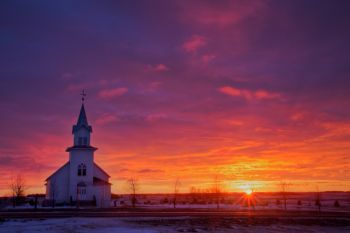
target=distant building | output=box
[45,102,111,207]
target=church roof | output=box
[72,104,92,134]
[94,162,111,178]
[45,162,69,181]
[77,104,88,125]
[93,177,111,186]
[66,145,98,152]
[45,162,111,181]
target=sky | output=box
[1,0,350,195]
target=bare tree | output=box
[189,186,200,204]
[172,178,181,208]
[49,178,59,208]
[212,176,223,209]
[9,175,26,208]
[127,178,138,208]
[279,181,291,210]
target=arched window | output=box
[77,163,86,176]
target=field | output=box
[1,215,350,233]
[1,192,350,232]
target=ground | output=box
[1,192,350,232]
[1,216,350,233]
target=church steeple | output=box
[70,90,94,148]
[72,104,92,134]
[77,104,88,125]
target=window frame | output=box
[77,163,87,176]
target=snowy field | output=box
[1,217,350,233]
[113,192,350,212]
[1,192,349,232]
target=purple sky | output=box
[1,0,350,194]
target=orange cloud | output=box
[183,35,207,53]
[98,87,128,99]
[219,86,280,100]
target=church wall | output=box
[46,163,69,203]
[69,149,94,201]
[93,184,111,208]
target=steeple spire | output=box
[72,90,92,134]
[76,104,89,126]
[66,91,97,151]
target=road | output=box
[1,208,350,219]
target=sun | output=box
[245,189,253,195]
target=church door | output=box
[77,182,87,201]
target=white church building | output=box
[45,101,111,207]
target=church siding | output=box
[46,163,69,203]
[69,149,95,201]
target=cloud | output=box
[146,113,167,122]
[254,90,280,100]
[95,114,119,125]
[183,35,207,53]
[138,168,163,173]
[201,54,216,63]
[98,87,128,99]
[219,86,280,100]
[178,0,267,28]
[147,64,169,72]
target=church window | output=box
[78,137,88,146]
[82,165,86,176]
[78,164,87,176]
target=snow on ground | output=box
[112,192,350,212]
[1,217,350,233]
[0,218,155,233]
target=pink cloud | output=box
[95,114,119,125]
[146,113,167,122]
[154,64,169,72]
[98,87,128,99]
[219,86,243,97]
[254,90,280,100]
[290,112,305,122]
[201,54,216,63]
[183,35,207,53]
[179,1,267,28]
[147,64,169,72]
[219,86,280,100]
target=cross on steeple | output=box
[80,89,86,102]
